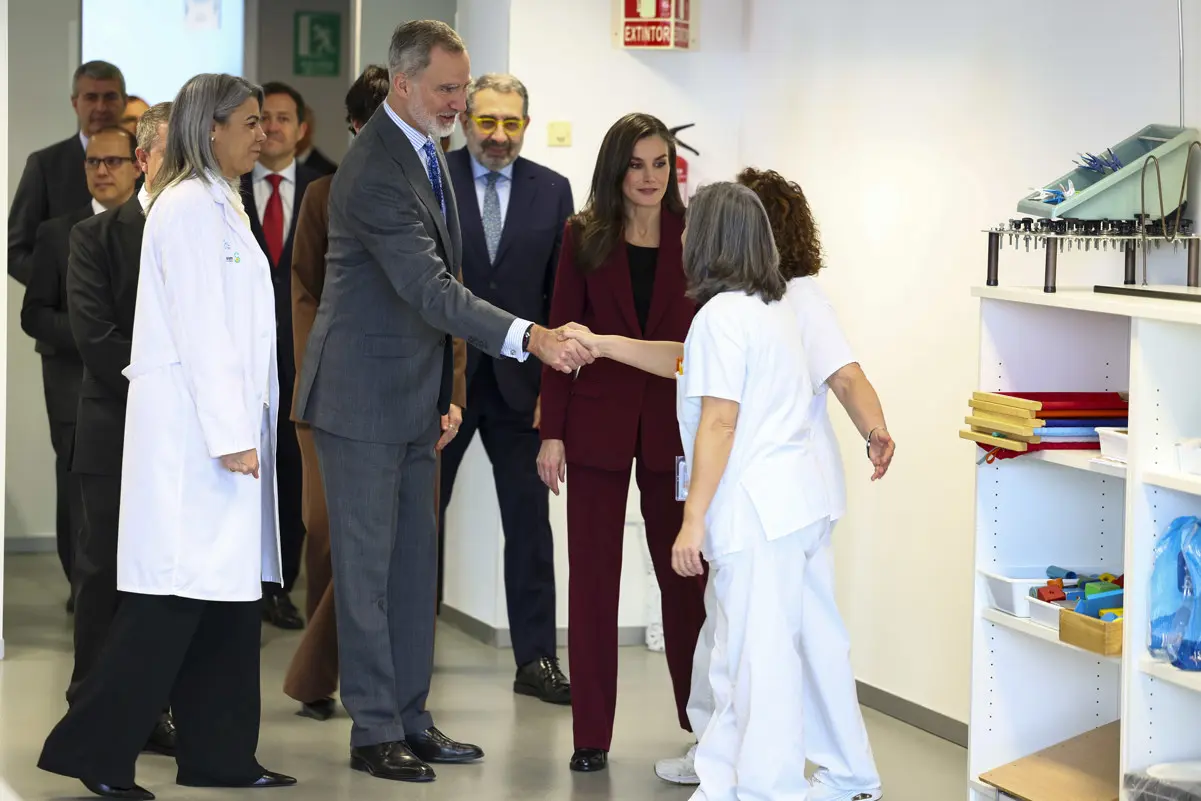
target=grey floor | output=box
[0,553,966,800]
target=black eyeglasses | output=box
[85,156,134,171]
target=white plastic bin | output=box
[1097,427,1129,464]
[980,566,1110,618]
[1028,596,1072,631]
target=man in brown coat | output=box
[283,65,467,719]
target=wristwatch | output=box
[521,324,534,353]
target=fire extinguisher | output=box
[668,123,699,199]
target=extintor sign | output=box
[614,0,695,50]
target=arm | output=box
[290,179,329,379]
[674,397,740,577]
[586,332,682,379]
[158,191,256,459]
[21,219,77,352]
[67,221,132,396]
[828,362,894,480]
[451,268,467,409]
[8,153,49,286]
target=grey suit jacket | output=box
[295,106,516,445]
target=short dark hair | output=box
[260,81,306,123]
[346,65,390,128]
[73,60,126,98]
[388,20,466,80]
[88,125,137,160]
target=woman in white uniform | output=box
[38,73,296,801]
[562,181,845,801]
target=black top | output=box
[627,243,658,334]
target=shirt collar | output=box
[137,185,150,211]
[383,101,435,156]
[469,153,514,183]
[90,197,106,216]
[79,131,89,151]
[253,160,297,184]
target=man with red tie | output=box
[240,81,321,630]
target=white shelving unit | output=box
[967,285,1201,801]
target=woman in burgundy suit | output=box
[537,113,706,772]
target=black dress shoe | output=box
[405,726,484,764]
[178,769,297,788]
[142,712,177,756]
[515,656,571,705]
[350,742,435,782]
[261,592,304,630]
[569,748,608,772]
[81,779,154,800]
[297,697,336,721]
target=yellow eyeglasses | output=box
[471,116,525,135]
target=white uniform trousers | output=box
[689,519,880,799]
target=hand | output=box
[437,404,463,452]
[220,448,260,479]
[869,427,895,481]
[672,518,705,577]
[557,324,604,357]
[532,394,541,430]
[537,439,567,495]
[527,324,597,373]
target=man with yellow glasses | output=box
[442,73,575,705]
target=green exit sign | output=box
[294,12,341,78]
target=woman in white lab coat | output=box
[38,73,296,801]
[562,181,851,801]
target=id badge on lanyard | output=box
[675,456,690,502]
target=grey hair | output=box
[73,60,126,98]
[682,182,786,306]
[135,101,172,152]
[466,74,529,117]
[387,20,465,81]
[148,74,263,213]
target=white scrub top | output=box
[676,290,828,560]
[784,276,855,521]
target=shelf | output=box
[1028,449,1126,478]
[1144,469,1201,497]
[1141,657,1201,693]
[974,285,1201,326]
[982,607,1121,664]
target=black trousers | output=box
[39,593,263,788]
[48,420,79,583]
[269,377,305,595]
[68,473,122,703]
[438,360,557,668]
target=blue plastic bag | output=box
[1169,519,1201,671]
[1150,516,1199,658]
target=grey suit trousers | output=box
[312,421,440,747]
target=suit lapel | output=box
[645,211,685,336]
[438,146,460,270]
[449,149,487,269]
[287,166,314,251]
[369,110,455,264]
[494,158,537,268]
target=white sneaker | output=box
[807,782,883,801]
[654,744,699,785]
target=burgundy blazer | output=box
[540,210,696,473]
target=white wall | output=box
[0,0,11,657]
[355,0,456,73]
[256,0,354,164]
[741,0,1201,724]
[5,0,81,548]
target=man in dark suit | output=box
[293,20,592,783]
[240,81,321,630]
[441,73,573,705]
[65,102,176,754]
[9,60,126,286]
[297,106,339,176]
[21,125,140,594]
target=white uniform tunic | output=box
[684,276,881,797]
[676,290,827,801]
[117,176,282,602]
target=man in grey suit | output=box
[294,20,593,784]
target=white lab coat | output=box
[116,176,282,602]
[676,291,826,801]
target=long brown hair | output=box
[735,167,823,279]
[573,113,685,273]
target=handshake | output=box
[526,323,604,373]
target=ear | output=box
[392,72,407,97]
[297,120,310,141]
[134,148,149,174]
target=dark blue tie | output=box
[422,140,446,217]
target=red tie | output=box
[263,173,284,267]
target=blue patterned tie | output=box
[483,172,502,263]
[422,140,446,217]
